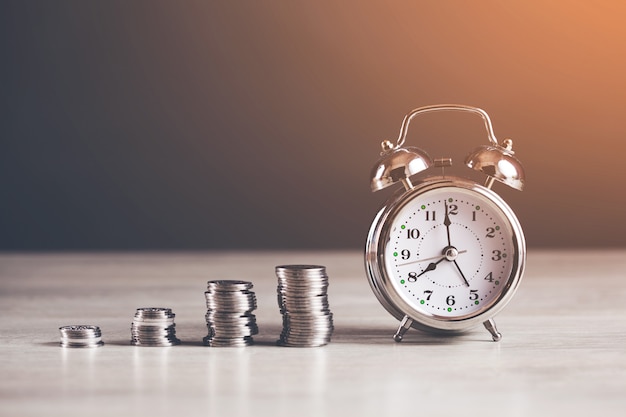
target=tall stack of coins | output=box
[59,325,104,348]
[203,280,259,347]
[276,265,334,347]
[131,307,181,346]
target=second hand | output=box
[397,250,468,267]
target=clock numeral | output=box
[425,211,436,221]
[484,272,494,282]
[491,250,503,261]
[401,249,410,260]
[407,272,418,283]
[406,228,420,239]
[446,295,455,306]
[486,227,496,238]
[448,204,458,215]
[469,289,479,300]
[423,290,433,301]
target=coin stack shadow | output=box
[59,325,104,348]
[203,280,259,347]
[131,307,181,346]
[276,265,334,347]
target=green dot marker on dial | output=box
[420,300,425,304]
[400,279,405,284]
[393,252,398,257]
[447,307,452,312]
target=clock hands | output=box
[416,257,446,277]
[402,248,470,283]
[442,201,471,287]
[397,250,467,267]
[453,260,470,287]
[397,201,471,286]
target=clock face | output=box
[380,184,520,320]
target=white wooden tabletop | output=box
[1,250,624,417]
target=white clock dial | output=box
[382,186,516,319]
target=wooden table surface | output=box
[1,250,625,416]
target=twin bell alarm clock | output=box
[365,104,526,342]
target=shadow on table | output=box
[331,326,466,345]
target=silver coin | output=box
[131,308,180,347]
[205,314,256,323]
[279,334,332,342]
[209,328,258,338]
[207,280,254,292]
[59,324,101,333]
[278,295,330,307]
[60,341,104,348]
[203,280,258,346]
[275,265,326,274]
[59,325,104,348]
[135,307,174,315]
[131,339,180,345]
[203,336,254,347]
[206,303,257,313]
[277,339,330,347]
[275,264,334,347]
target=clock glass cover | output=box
[381,182,522,320]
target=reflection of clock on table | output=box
[365,104,526,342]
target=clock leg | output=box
[483,318,502,342]
[393,315,413,342]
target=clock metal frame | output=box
[365,176,526,337]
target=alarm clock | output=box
[365,104,526,342]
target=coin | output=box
[59,325,104,348]
[130,307,181,346]
[275,265,334,347]
[203,280,258,347]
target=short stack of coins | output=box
[131,307,181,346]
[203,280,259,347]
[276,265,334,347]
[59,325,104,348]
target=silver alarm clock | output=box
[365,104,526,342]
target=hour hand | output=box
[417,257,445,277]
[444,201,452,246]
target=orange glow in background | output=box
[2,1,625,248]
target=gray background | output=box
[2,1,625,250]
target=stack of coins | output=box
[203,280,259,347]
[59,325,104,348]
[131,307,181,346]
[276,265,334,347]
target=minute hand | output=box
[453,260,470,287]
